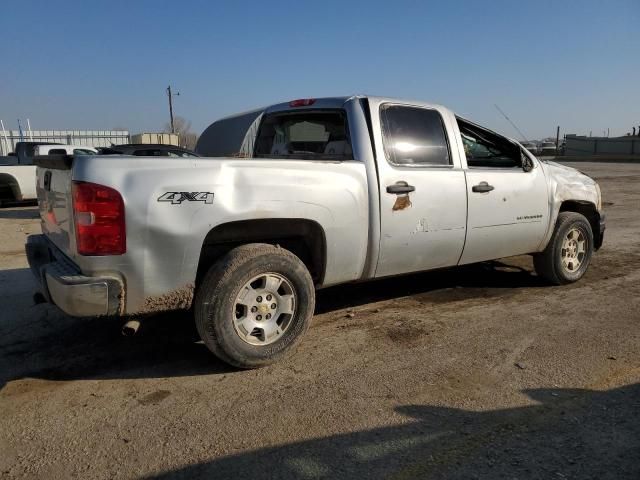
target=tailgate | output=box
[34,155,76,257]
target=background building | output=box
[131,133,179,146]
[0,130,130,155]
[564,134,640,156]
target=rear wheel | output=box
[534,212,594,285]
[195,243,315,368]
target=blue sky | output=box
[1,0,638,139]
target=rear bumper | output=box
[26,235,123,317]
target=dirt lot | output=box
[1,162,639,479]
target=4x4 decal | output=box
[158,192,214,205]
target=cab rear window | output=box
[254,110,353,160]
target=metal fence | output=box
[0,130,131,155]
[565,135,640,156]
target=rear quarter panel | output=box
[71,156,369,314]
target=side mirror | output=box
[521,149,534,172]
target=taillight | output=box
[72,181,125,255]
[289,98,316,107]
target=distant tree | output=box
[112,126,129,131]
[164,116,198,150]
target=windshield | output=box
[254,110,353,160]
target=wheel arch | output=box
[0,173,21,201]
[196,218,327,288]
[558,200,602,249]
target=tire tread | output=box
[195,243,314,368]
[534,212,593,285]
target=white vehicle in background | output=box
[35,145,99,156]
[0,161,37,206]
[539,142,557,156]
[0,144,97,206]
[520,142,538,155]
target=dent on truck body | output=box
[539,161,602,250]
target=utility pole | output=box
[166,86,180,134]
[555,126,560,152]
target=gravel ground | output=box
[1,162,639,479]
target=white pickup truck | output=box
[0,143,97,206]
[26,96,605,368]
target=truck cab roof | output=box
[264,95,447,113]
[196,95,449,157]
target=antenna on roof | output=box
[494,104,528,142]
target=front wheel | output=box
[195,243,315,368]
[534,212,594,285]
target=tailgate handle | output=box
[472,182,494,193]
[43,171,52,191]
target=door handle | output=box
[386,182,415,194]
[472,182,494,193]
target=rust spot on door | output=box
[392,195,412,211]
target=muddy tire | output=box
[534,212,594,285]
[195,243,315,368]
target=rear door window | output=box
[254,110,353,160]
[380,105,451,166]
